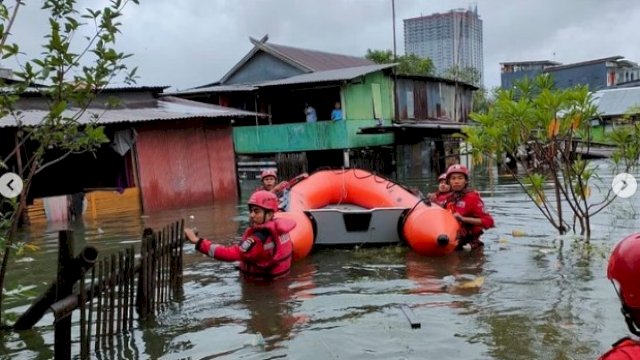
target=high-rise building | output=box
[404,6,483,86]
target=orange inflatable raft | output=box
[274,168,460,259]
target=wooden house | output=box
[167,35,397,177]
[0,85,266,220]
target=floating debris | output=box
[454,276,485,290]
[512,229,527,237]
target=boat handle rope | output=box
[401,196,431,227]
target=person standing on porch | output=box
[304,103,317,123]
[331,102,343,121]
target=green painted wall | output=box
[233,119,393,154]
[343,71,394,121]
[233,70,396,154]
[590,125,606,143]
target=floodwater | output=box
[1,160,639,359]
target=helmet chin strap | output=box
[613,281,640,336]
[622,304,640,337]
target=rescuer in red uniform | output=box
[442,164,494,251]
[185,190,296,280]
[599,233,640,360]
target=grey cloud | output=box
[4,0,640,91]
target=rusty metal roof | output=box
[218,36,375,84]
[267,42,374,71]
[258,64,395,87]
[0,96,266,128]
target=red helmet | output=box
[438,173,447,182]
[248,190,279,212]
[608,233,640,308]
[260,169,277,181]
[446,164,469,179]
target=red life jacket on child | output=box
[599,337,640,360]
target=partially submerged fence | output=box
[13,219,185,359]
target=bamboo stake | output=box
[79,269,87,359]
[122,250,129,331]
[116,251,123,334]
[108,254,116,341]
[128,246,135,328]
[95,260,103,349]
[87,263,96,355]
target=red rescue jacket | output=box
[434,191,451,207]
[443,189,494,246]
[196,217,296,280]
[599,337,640,360]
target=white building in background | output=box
[403,6,484,86]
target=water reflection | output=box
[2,162,639,359]
[240,260,316,350]
[405,251,486,296]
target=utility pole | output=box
[392,0,397,61]
[391,0,398,122]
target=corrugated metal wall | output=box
[204,124,238,202]
[396,78,474,122]
[135,121,238,212]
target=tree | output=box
[442,65,491,114]
[443,65,481,86]
[463,74,640,241]
[0,0,139,324]
[365,49,434,76]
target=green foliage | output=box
[365,49,393,64]
[463,74,640,239]
[365,49,434,76]
[607,119,640,169]
[0,0,139,323]
[443,65,481,86]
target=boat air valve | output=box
[437,234,449,247]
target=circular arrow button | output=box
[0,172,24,199]
[612,173,637,199]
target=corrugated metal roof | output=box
[0,86,43,94]
[162,84,257,96]
[218,36,375,84]
[267,42,374,71]
[396,74,478,90]
[258,64,395,87]
[101,85,170,92]
[593,87,640,117]
[0,85,169,95]
[0,96,267,128]
[499,60,561,66]
[544,56,625,72]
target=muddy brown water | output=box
[1,161,638,359]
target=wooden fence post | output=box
[54,230,74,360]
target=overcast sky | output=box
[6,0,640,91]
